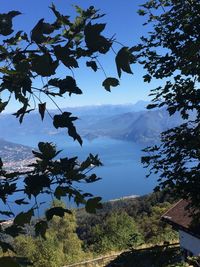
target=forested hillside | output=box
[1,191,180,267]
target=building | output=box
[162,199,200,258]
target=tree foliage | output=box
[14,205,85,267]
[76,192,177,255]
[138,204,178,244]
[0,3,134,263]
[132,0,200,210]
[87,211,143,254]
[4,194,177,266]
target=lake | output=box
[8,134,157,201]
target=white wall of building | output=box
[179,230,200,256]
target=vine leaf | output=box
[31,54,58,77]
[84,22,111,53]
[54,45,78,68]
[48,77,82,95]
[86,61,98,72]
[143,74,152,83]
[0,100,8,113]
[53,112,83,145]
[14,209,34,226]
[85,197,102,213]
[35,220,48,239]
[102,77,119,91]
[0,11,21,36]
[115,47,133,77]
[50,3,70,25]
[24,174,51,197]
[38,102,46,120]
[54,186,69,200]
[31,19,55,43]
[46,207,71,221]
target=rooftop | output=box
[161,199,200,238]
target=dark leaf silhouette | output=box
[0,11,21,36]
[46,207,71,221]
[31,54,59,77]
[85,197,102,213]
[84,22,111,53]
[53,112,82,145]
[38,102,46,120]
[102,77,119,91]
[35,220,48,239]
[86,61,98,71]
[48,76,82,95]
[115,47,133,77]
[54,45,78,68]
[14,209,34,226]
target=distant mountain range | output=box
[77,108,191,143]
[0,100,192,145]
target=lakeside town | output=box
[0,139,34,172]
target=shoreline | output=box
[109,194,139,202]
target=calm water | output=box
[8,134,157,201]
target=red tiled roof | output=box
[161,199,200,236]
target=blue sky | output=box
[1,0,161,111]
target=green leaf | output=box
[0,100,8,113]
[0,257,20,267]
[24,174,51,197]
[84,22,112,53]
[85,174,100,183]
[31,54,58,77]
[115,47,134,77]
[31,19,55,43]
[50,4,70,25]
[14,209,34,226]
[54,186,69,200]
[102,77,119,91]
[143,74,152,83]
[54,45,78,68]
[46,207,71,221]
[85,197,102,213]
[13,102,34,124]
[38,102,46,120]
[32,142,61,162]
[86,61,98,72]
[85,23,106,37]
[53,112,82,145]
[0,11,21,36]
[4,31,23,45]
[48,76,82,95]
[35,220,48,239]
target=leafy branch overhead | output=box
[0,4,133,139]
[0,3,134,264]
